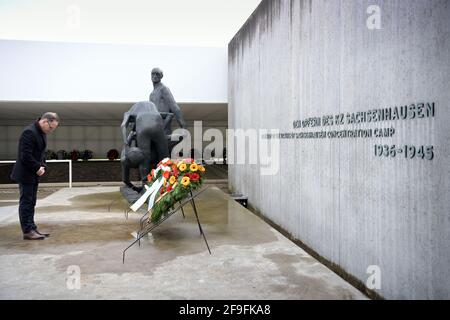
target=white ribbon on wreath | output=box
[130,158,171,212]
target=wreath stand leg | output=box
[122,187,211,263]
[180,202,186,218]
[190,191,211,254]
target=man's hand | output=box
[36,166,45,176]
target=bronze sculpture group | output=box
[120,68,212,261]
[120,68,186,199]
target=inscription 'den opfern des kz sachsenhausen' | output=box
[262,102,435,161]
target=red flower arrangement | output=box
[146,158,206,222]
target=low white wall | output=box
[0,40,227,103]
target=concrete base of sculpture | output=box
[120,185,144,205]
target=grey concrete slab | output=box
[0,186,366,300]
[0,205,18,224]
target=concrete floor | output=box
[0,186,367,300]
[0,187,61,208]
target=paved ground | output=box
[0,187,61,208]
[0,186,367,300]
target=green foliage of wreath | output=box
[146,159,205,223]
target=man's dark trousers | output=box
[18,183,38,233]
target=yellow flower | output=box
[179,163,187,171]
[181,176,190,187]
[177,161,185,168]
[190,163,198,172]
[169,176,176,185]
[198,165,205,172]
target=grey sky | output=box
[0,0,262,47]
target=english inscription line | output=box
[263,127,395,140]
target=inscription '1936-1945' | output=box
[374,145,434,160]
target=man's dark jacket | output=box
[10,121,47,184]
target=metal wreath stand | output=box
[122,187,211,263]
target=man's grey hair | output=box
[41,112,60,122]
[151,67,163,76]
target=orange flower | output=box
[163,171,170,179]
[172,165,179,177]
[198,165,205,172]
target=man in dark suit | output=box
[10,112,59,240]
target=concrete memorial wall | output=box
[228,0,450,299]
